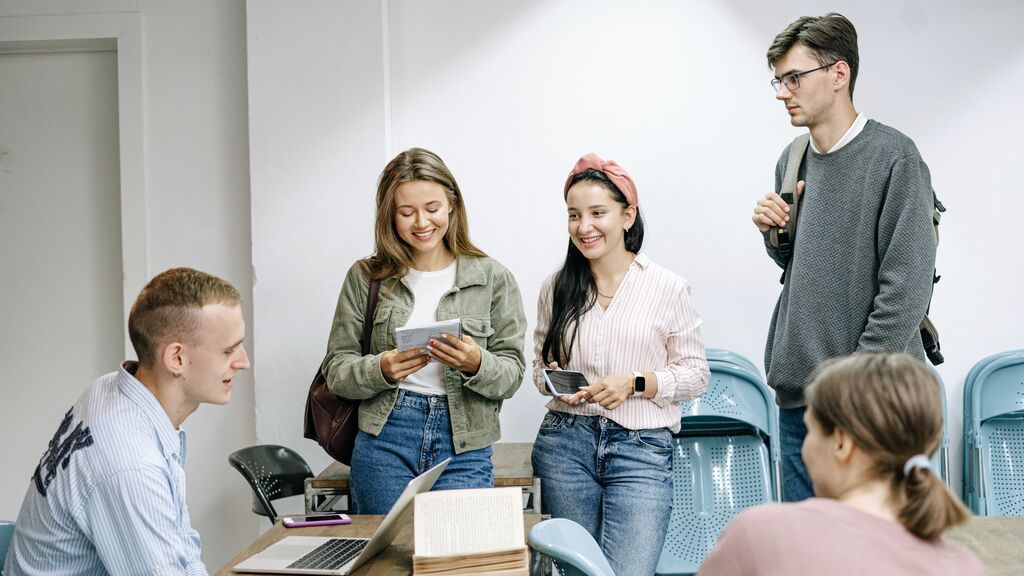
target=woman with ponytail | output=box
[531,153,710,575]
[700,353,984,575]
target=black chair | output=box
[228,445,313,524]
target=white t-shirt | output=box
[399,261,457,396]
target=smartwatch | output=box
[632,371,646,395]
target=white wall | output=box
[250,0,1024,498]
[0,0,259,570]
[140,0,260,567]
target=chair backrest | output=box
[0,521,15,571]
[680,361,779,466]
[657,435,771,576]
[527,518,615,576]
[961,350,1024,508]
[228,445,313,523]
[658,360,779,575]
[680,361,769,431]
[705,348,761,380]
[963,352,1024,515]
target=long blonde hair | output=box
[361,147,485,280]
[806,353,970,539]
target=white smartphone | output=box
[281,513,352,528]
[542,369,589,397]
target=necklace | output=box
[597,290,615,299]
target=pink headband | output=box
[563,153,638,207]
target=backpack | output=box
[769,135,945,365]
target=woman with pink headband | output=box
[531,153,710,574]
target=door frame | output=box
[0,14,145,357]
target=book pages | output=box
[414,487,525,557]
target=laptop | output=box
[233,458,450,575]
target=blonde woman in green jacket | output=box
[322,147,527,514]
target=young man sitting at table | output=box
[5,267,251,576]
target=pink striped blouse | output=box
[533,253,710,432]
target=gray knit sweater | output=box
[763,120,937,408]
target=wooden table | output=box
[947,515,1024,575]
[305,442,541,514]
[217,514,541,576]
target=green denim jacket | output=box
[322,256,527,453]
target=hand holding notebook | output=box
[396,318,463,354]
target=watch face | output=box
[634,374,646,392]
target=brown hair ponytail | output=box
[807,353,970,540]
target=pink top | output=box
[699,498,987,576]
[532,253,709,432]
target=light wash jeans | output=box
[350,388,494,514]
[779,406,814,502]
[532,411,673,576]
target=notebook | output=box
[233,458,451,575]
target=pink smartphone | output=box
[282,513,352,528]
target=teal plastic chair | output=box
[228,445,313,524]
[0,521,15,571]
[656,360,779,576]
[528,518,615,576]
[962,351,1024,515]
[962,350,1024,510]
[705,348,761,380]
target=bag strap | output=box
[361,280,381,356]
[769,133,811,266]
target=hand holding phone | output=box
[543,369,589,398]
[282,513,352,528]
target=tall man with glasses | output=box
[751,13,938,501]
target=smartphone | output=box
[282,513,352,528]
[542,369,589,397]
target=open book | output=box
[413,487,529,575]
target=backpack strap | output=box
[769,133,811,265]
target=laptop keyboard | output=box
[286,538,368,570]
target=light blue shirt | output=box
[5,362,207,576]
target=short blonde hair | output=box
[128,267,240,366]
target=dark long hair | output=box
[541,169,644,366]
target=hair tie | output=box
[902,454,931,477]
[563,153,638,207]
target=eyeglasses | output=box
[771,62,837,92]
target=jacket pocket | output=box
[370,306,393,353]
[462,316,495,349]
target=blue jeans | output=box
[778,406,814,502]
[350,389,494,514]
[532,411,673,576]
